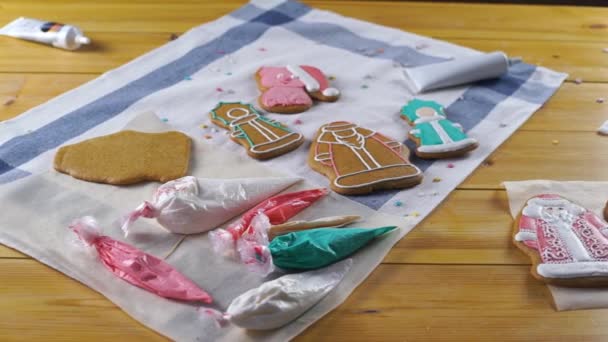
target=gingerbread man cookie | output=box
[308,121,423,195]
[401,99,478,159]
[514,194,608,287]
[255,65,340,114]
[210,102,304,160]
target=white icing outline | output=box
[515,231,537,241]
[322,87,340,97]
[313,122,422,189]
[286,65,320,92]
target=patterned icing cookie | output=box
[308,121,423,195]
[514,194,608,287]
[54,130,191,185]
[255,65,340,114]
[210,102,304,160]
[400,99,478,159]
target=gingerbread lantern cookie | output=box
[514,194,608,287]
[210,102,304,160]
[401,99,478,159]
[308,121,423,195]
[255,65,340,114]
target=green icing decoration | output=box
[269,226,397,270]
[400,98,445,122]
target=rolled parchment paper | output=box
[403,51,511,93]
[268,215,361,240]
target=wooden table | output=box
[1,1,607,340]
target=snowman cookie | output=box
[400,99,478,159]
[255,65,340,114]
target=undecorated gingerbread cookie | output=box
[308,121,423,195]
[401,99,478,159]
[514,194,608,287]
[210,102,304,159]
[54,130,191,185]
[255,65,340,114]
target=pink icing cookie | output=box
[256,65,340,114]
[514,194,608,287]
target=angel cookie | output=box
[514,194,608,287]
[308,121,423,195]
[210,102,304,160]
[255,65,340,114]
[400,99,478,159]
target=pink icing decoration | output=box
[261,86,312,107]
[258,67,305,88]
[301,65,330,91]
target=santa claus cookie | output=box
[210,102,304,160]
[514,194,608,287]
[401,99,478,159]
[308,121,423,195]
[255,65,340,114]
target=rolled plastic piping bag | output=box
[403,51,512,93]
[69,216,213,303]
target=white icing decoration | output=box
[514,231,537,241]
[598,120,608,135]
[322,87,340,97]
[313,122,422,189]
[286,65,320,92]
[413,114,446,124]
[224,105,303,155]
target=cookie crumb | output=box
[169,33,179,41]
[200,124,208,129]
[552,54,560,59]
[376,48,384,53]
[597,97,605,103]
[574,77,583,84]
[216,87,223,92]
[361,84,369,89]
[499,123,508,128]
[204,134,213,139]
[225,72,232,76]
[212,128,219,133]
[432,177,442,183]
[447,163,455,168]
[394,200,403,207]
[3,96,16,106]
[431,191,439,196]
[482,159,494,167]
[552,139,559,145]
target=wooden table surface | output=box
[1,1,607,340]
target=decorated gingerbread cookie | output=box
[255,65,340,114]
[210,102,304,160]
[400,99,478,159]
[54,130,191,185]
[514,194,608,287]
[308,121,423,195]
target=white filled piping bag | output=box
[402,51,516,93]
[0,17,90,50]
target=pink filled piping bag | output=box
[69,216,213,303]
[208,188,328,262]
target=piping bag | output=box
[402,51,516,93]
[208,188,328,271]
[69,216,213,303]
[120,176,300,235]
[204,259,352,330]
[0,17,90,50]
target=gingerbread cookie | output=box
[210,102,304,159]
[54,130,191,185]
[401,99,478,159]
[308,121,423,195]
[514,194,608,287]
[255,65,340,114]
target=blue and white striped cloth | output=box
[0,1,566,339]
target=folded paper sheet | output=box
[0,0,566,339]
[504,180,608,311]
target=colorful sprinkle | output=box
[552,139,559,145]
[200,124,208,129]
[184,76,192,81]
[499,123,508,128]
[394,200,403,207]
[574,77,583,84]
[410,211,420,217]
[161,118,169,122]
[597,97,605,103]
[328,75,336,81]
[216,87,223,92]
[225,72,232,76]
[294,119,303,125]
[432,177,442,183]
[204,134,213,139]
[212,128,219,133]
[258,47,267,52]
[447,163,455,168]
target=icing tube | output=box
[0,17,90,50]
[209,188,328,258]
[121,176,300,236]
[69,216,213,303]
[204,259,352,330]
[402,51,511,93]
